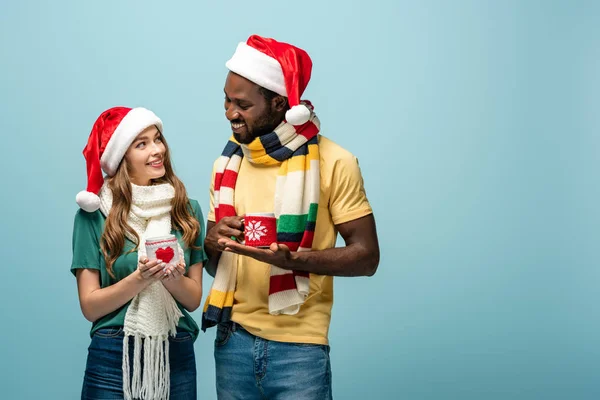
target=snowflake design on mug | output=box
[246,220,268,242]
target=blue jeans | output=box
[214,322,333,400]
[82,327,197,399]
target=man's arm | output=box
[218,213,379,277]
[204,221,219,277]
[289,214,379,276]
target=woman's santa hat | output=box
[226,35,313,125]
[76,106,162,212]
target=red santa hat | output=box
[75,106,163,212]
[225,34,313,125]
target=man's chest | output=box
[233,161,278,215]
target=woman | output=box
[71,106,205,399]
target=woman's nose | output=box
[150,142,163,155]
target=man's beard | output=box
[234,106,281,144]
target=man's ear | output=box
[272,95,288,112]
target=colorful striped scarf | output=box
[202,104,320,331]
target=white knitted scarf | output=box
[99,182,183,400]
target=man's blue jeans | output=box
[214,322,333,400]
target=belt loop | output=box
[231,322,237,332]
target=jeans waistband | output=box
[221,321,246,333]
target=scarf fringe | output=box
[123,333,171,400]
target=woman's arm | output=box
[75,259,165,322]
[161,262,203,312]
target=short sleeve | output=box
[329,155,373,225]
[71,209,103,276]
[190,200,209,266]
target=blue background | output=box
[1,1,599,398]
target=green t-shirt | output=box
[71,199,207,340]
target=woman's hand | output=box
[162,260,186,282]
[137,258,166,283]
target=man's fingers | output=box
[223,216,244,229]
[218,227,243,239]
[216,217,244,233]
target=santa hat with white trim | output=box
[76,106,163,212]
[226,34,313,126]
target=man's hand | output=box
[204,216,244,256]
[218,239,295,269]
[206,214,379,277]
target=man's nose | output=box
[225,105,239,121]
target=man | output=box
[202,34,380,400]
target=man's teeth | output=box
[232,122,245,129]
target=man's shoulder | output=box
[317,135,356,163]
[211,157,220,171]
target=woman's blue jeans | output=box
[81,327,197,399]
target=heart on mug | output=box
[155,247,175,263]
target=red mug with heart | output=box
[243,212,277,248]
[145,234,180,265]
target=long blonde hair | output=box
[100,133,200,278]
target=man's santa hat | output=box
[75,106,162,212]
[226,35,313,125]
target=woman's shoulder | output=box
[187,198,204,218]
[187,198,199,211]
[73,208,105,230]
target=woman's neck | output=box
[130,176,151,186]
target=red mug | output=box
[244,213,277,248]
